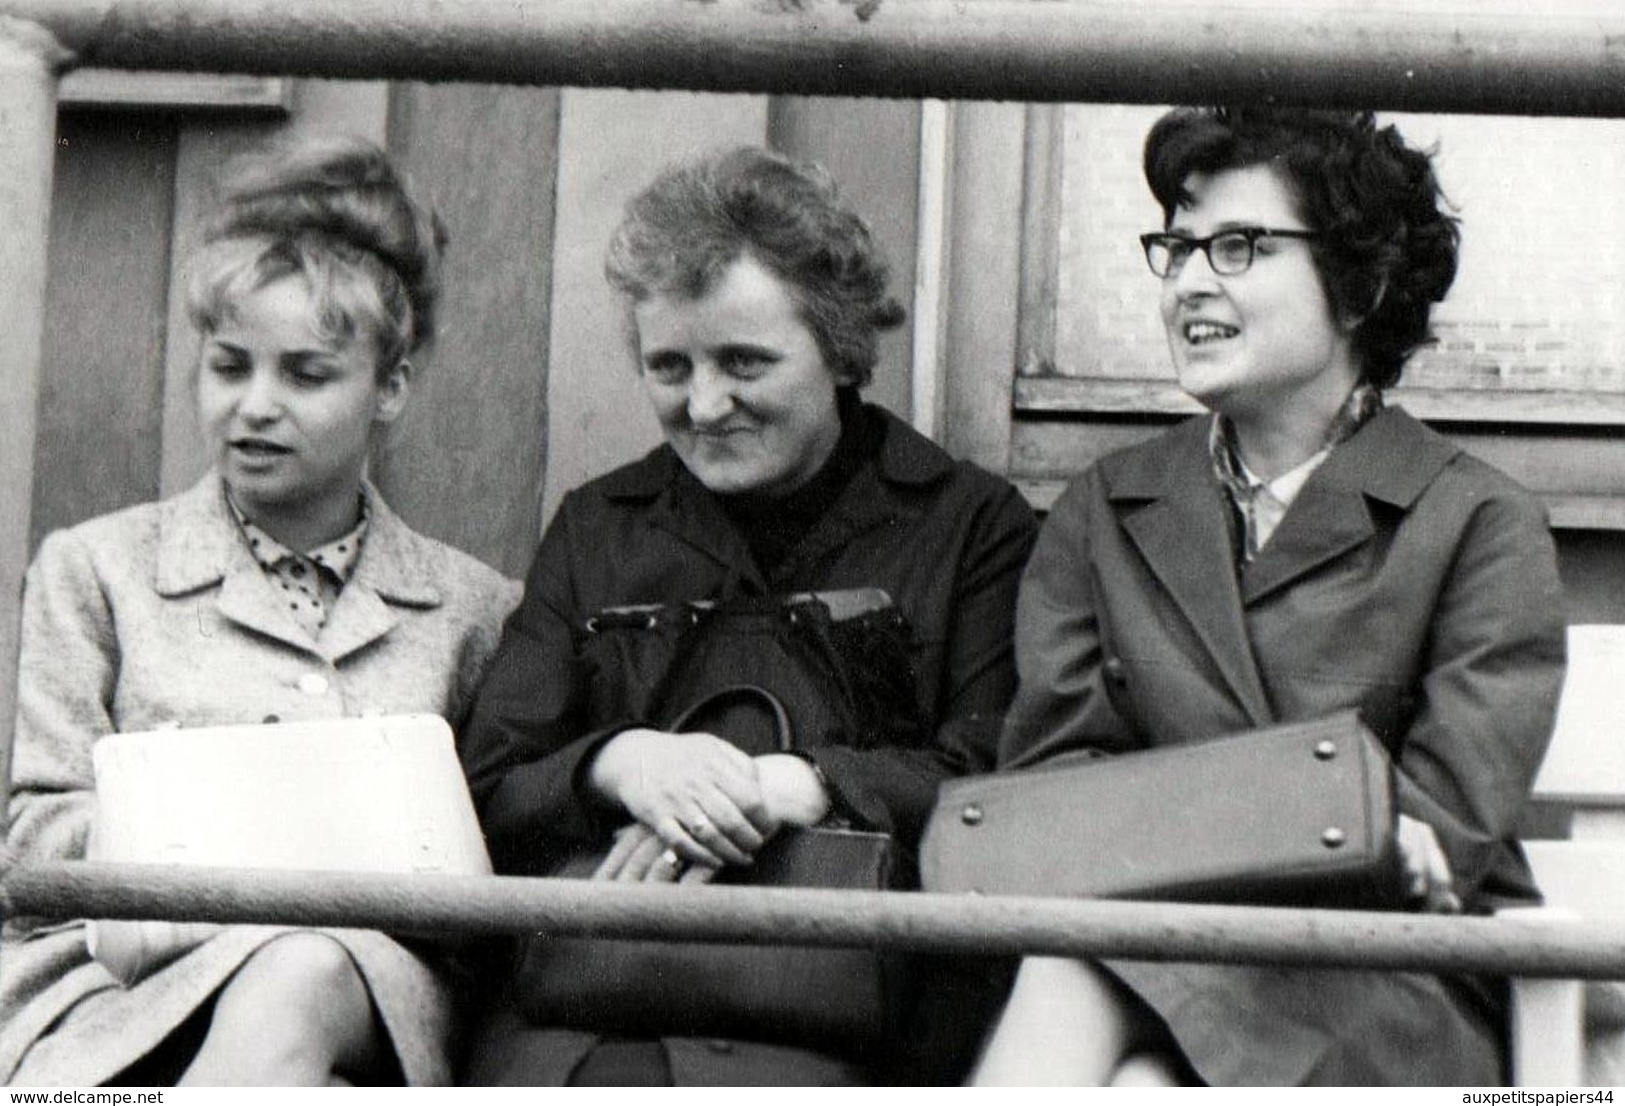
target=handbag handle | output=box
[667,684,795,753]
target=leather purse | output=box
[920,710,1403,908]
[512,680,911,1056]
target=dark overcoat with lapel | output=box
[1000,407,1567,1085]
[1,474,519,1086]
[459,403,1038,1085]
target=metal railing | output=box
[4,0,1625,992]
[3,858,1624,981]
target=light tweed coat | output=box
[1,474,519,1086]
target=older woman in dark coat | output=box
[973,107,1566,1086]
[459,146,1037,1086]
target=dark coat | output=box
[999,407,1567,1085]
[459,404,1038,1085]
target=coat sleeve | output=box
[1390,480,1567,906]
[6,529,117,924]
[457,498,635,875]
[994,474,1139,772]
[796,481,1038,850]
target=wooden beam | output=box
[6,1,1625,116]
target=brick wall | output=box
[1050,105,1625,399]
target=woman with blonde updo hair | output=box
[0,135,517,1087]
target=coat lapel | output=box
[1240,407,1459,607]
[794,414,952,571]
[155,474,316,652]
[153,474,444,662]
[604,447,765,589]
[318,488,442,663]
[1238,483,1374,606]
[1109,418,1274,726]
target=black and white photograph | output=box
[0,0,1620,1093]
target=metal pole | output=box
[0,17,68,829]
[6,860,1625,981]
[3,0,1625,116]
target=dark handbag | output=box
[920,710,1403,908]
[576,587,927,756]
[513,610,918,1056]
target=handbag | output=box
[86,713,492,984]
[920,710,1403,908]
[513,594,921,1055]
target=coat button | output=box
[297,673,330,696]
[1103,657,1127,686]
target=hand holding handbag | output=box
[513,680,911,1057]
[921,710,1403,908]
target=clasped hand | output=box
[587,728,832,883]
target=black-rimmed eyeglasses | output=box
[1139,227,1319,278]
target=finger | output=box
[657,815,727,870]
[704,769,775,835]
[592,823,653,881]
[1421,836,1460,914]
[646,845,688,885]
[615,833,673,883]
[685,798,763,864]
[1395,817,1432,902]
[1429,887,1463,915]
[1404,862,1429,902]
[679,862,721,885]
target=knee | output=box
[189,932,381,1085]
[223,932,365,1015]
[241,932,360,984]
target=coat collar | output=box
[596,404,954,586]
[1238,406,1458,604]
[1100,406,1459,723]
[154,473,443,661]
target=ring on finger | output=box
[687,813,712,836]
[660,847,683,870]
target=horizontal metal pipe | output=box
[5,860,1625,980]
[4,0,1625,115]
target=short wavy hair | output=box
[605,146,905,387]
[187,134,447,378]
[1144,106,1459,390]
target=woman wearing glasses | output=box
[972,106,1566,1085]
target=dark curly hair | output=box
[1144,106,1459,390]
[605,146,905,387]
[188,135,447,377]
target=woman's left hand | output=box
[592,755,832,883]
[1396,813,1460,913]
